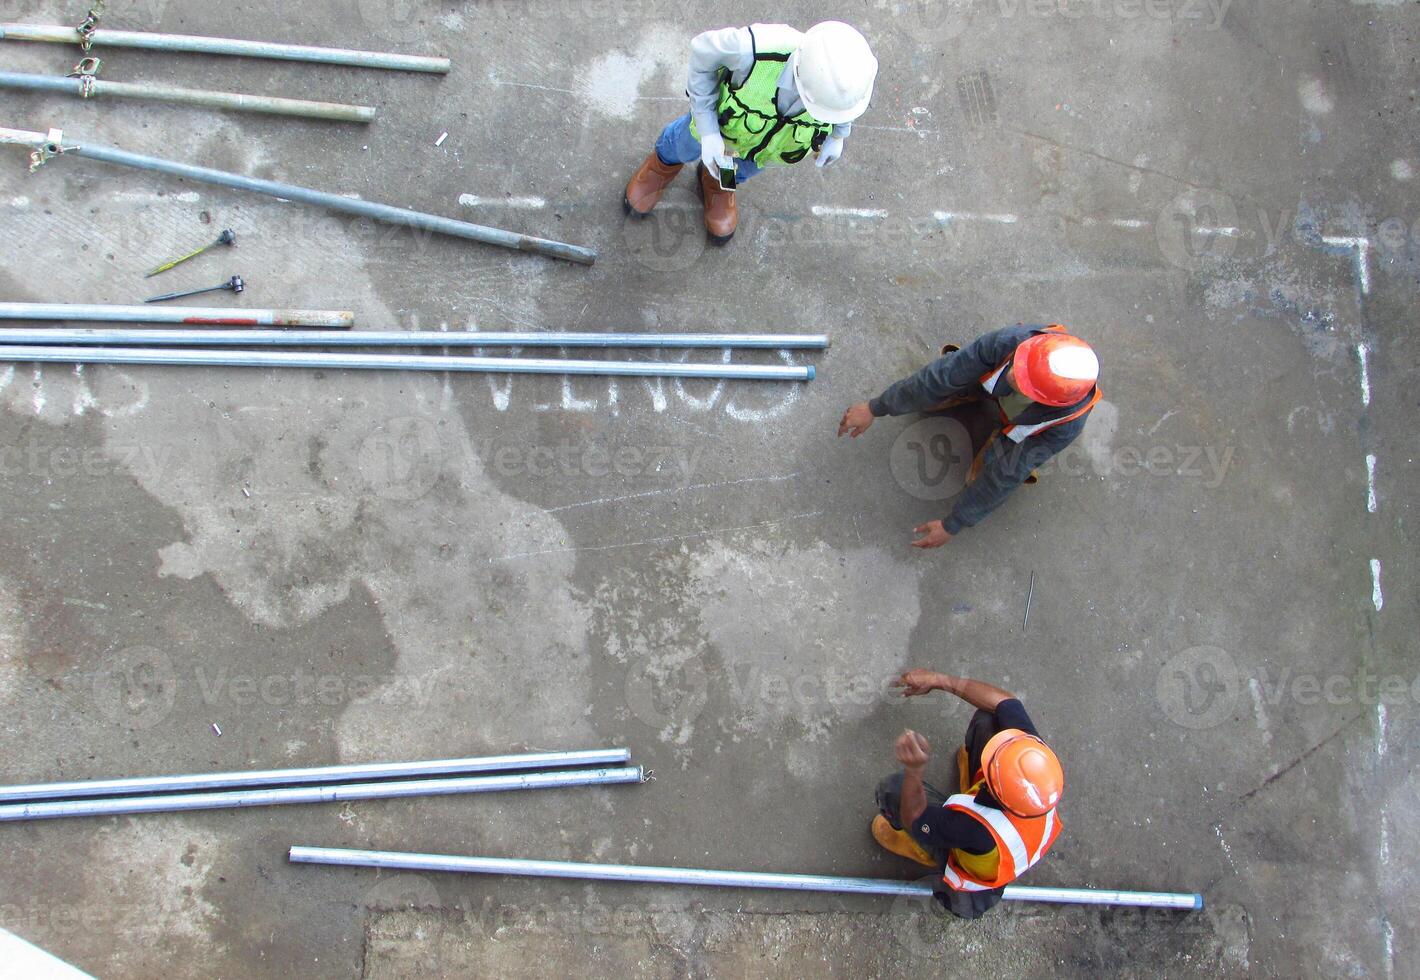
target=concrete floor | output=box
[0,1,1415,976]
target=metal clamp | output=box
[67,57,103,98]
[76,0,107,51]
[27,128,73,173]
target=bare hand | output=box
[895,730,931,769]
[912,521,953,550]
[894,669,941,697]
[837,402,875,438]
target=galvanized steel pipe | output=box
[0,328,829,349]
[0,748,632,804]
[0,768,644,822]
[0,302,353,327]
[0,125,595,265]
[0,23,451,73]
[0,71,377,123]
[0,346,816,381]
[287,848,1204,911]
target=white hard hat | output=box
[791,22,878,125]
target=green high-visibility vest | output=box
[690,24,834,168]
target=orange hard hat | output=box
[1011,330,1099,407]
[980,729,1064,817]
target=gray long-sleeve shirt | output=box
[869,325,1096,535]
[688,26,853,143]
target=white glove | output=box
[699,129,731,172]
[816,135,845,168]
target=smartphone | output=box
[717,164,738,192]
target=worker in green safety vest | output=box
[624,22,879,246]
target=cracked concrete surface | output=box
[0,0,1416,977]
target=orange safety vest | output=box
[940,786,1062,892]
[978,325,1101,444]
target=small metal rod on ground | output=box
[0,329,830,349]
[0,23,451,73]
[0,303,352,328]
[1023,570,1035,632]
[286,848,1205,911]
[0,748,633,803]
[0,346,817,381]
[0,768,644,822]
[0,71,377,123]
[0,125,595,265]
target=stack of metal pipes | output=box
[0,303,826,381]
[0,748,643,822]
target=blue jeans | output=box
[655,113,764,183]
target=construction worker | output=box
[623,21,878,245]
[837,325,1100,547]
[873,668,1064,919]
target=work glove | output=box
[815,135,845,168]
[699,129,732,172]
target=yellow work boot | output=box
[871,815,937,869]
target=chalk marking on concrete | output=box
[488,78,578,96]
[30,365,43,415]
[1322,235,1373,295]
[1196,226,1243,238]
[1247,678,1273,743]
[1357,343,1372,406]
[1376,703,1388,758]
[0,364,13,393]
[546,473,802,514]
[1370,558,1384,611]
[492,510,823,562]
[459,193,547,210]
[1366,454,1378,513]
[933,210,1018,224]
[71,365,99,416]
[9,196,29,208]
[1384,916,1395,980]
[1212,823,1239,872]
[1146,409,1178,435]
[811,205,888,219]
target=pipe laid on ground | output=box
[0,71,376,123]
[287,848,1204,911]
[0,768,644,822]
[0,303,353,328]
[0,24,450,73]
[0,346,816,381]
[0,125,595,265]
[0,749,633,804]
[0,328,830,349]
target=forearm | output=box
[687,27,751,133]
[930,673,1015,712]
[899,765,929,825]
[868,328,1022,417]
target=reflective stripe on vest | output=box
[940,793,1061,892]
[690,24,833,168]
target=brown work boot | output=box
[624,152,683,217]
[871,815,937,869]
[696,163,738,245]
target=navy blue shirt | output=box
[908,700,1039,856]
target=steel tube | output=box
[0,768,643,822]
[0,303,353,327]
[286,849,1203,911]
[0,24,450,73]
[0,71,376,123]
[0,124,594,264]
[0,346,816,381]
[0,748,632,804]
[0,329,829,349]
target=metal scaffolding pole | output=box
[0,302,353,327]
[0,71,377,123]
[0,126,596,265]
[0,749,633,803]
[287,848,1205,911]
[0,346,816,381]
[0,23,451,73]
[0,328,830,349]
[0,768,644,822]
